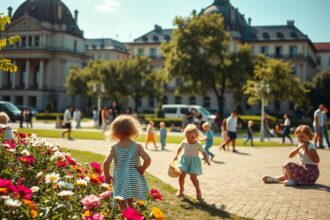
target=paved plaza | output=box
[45,136,330,220]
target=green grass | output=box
[19,128,288,147]
[67,148,248,220]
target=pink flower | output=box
[122,207,144,220]
[99,190,112,200]
[17,155,36,166]
[84,213,105,220]
[90,162,102,175]
[15,185,33,200]
[3,139,16,149]
[81,194,100,210]
[66,156,77,166]
[56,161,68,168]
[150,189,163,201]
[0,178,16,194]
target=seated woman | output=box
[262,125,319,186]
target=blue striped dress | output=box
[112,142,149,200]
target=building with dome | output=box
[128,0,327,114]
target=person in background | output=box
[61,106,73,140]
[145,121,158,150]
[282,114,293,144]
[159,122,167,150]
[263,112,273,140]
[243,120,254,146]
[19,108,24,128]
[92,107,98,128]
[322,107,330,148]
[201,122,215,161]
[219,111,238,153]
[27,109,33,128]
[111,101,120,120]
[0,112,13,140]
[313,104,325,148]
[101,106,109,131]
[220,118,229,150]
[73,107,83,129]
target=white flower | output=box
[4,199,22,207]
[36,172,43,178]
[50,151,65,161]
[0,195,10,200]
[57,190,74,197]
[84,176,90,183]
[58,181,74,190]
[31,186,40,193]
[101,183,111,189]
[64,174,73,179]
[30,133,38,139]
[114,196,124,201]
[45,172,60,184]
[76,179,88,186]
[21,149,30,156]
[6,148,16,153]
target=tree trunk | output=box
[133,95,139,113]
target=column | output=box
[11,60,16,89]
[0,70,3,89]
[25,59,30,89]
[39,60,44,89]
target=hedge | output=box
[35,113,63,120]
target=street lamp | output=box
[255,82,270,142]
[93,83,105,129]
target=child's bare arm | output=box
[305,148,320,163]
[202,152,211,166]
[137,144,151,175]
[174,143,184,160]
[288,144,302,158]
[103,146,115,183]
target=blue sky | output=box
[1,0,329,43]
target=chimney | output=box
[74,10,78,25]
[154,24,162,31]
[287,20,295,27]
[248,17,251,26]
[8,6,13,18]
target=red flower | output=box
[90,162,102,175]
[150,189,163,201]
[16,184,33,200]
[0,178,16,194]
[18,155,36,166]
[56,161,68,168]
[3,139,16,149]
[17,132,27,139]
[122,207,144,220]
[66,156,77,166]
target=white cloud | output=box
[94,0,120,13]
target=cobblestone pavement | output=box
[47,137,330,220]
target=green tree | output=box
[243,55,307,114]
[162,12,234,119]
[305,71,330,111]
[0,13,20,72]
[65,65,89,105]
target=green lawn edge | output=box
[67,148,249,220]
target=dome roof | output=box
[201,0,247,32]
[12,0,82,37]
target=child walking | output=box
[0,112,13,140]
[145,121,158,150]
[103,115,151,211]
[262,125,320,186]
[159,122,167,150]
[174,124,210,200]
[201,122,215,161]
[243,120,254,146]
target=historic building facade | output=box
[1,0,329,113]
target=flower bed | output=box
[0,130,164,219]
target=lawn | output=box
[19,128,288,147]
[68,148,248,220]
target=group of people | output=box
[92,102,122,131]
[19,108,33,128]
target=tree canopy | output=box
[0,13,20,72]
[305,70,330,110]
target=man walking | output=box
[322,106,330,148]
[313,104,325,148]
[219,111,238,153]
[61,106,73,140]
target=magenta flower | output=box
[122,207,144,220]
[18,155,36,166]
[66,156,77,166]
[56,161,68,168]
[83,213,105,220]
[81,194,100,210]
[90,162,102,175]
[3,139,16,149]
[99,190,112,200]
[150,189,163,201]
[16,184,33,200]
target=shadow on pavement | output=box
[212,160,225,164]
[234,151,250,156]
[294,183,330,192]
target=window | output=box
[137,97,142,107]
[162,96,168,104]
[150,48,157,58]
[142,36,148,42]
[28,96,37,107]
[275,46,282,57]
[316,56,321,66]
[35,36,39,47]
[85,45,89,50]
[290,32,298,38]
[92,45,96,50]
[189,96,196,105]
[165,35,171,41]
[277,32,284,39]
[164,107,176,114]
[73,40,77,52]
[180,108,189,114]
[15,96,23,105]
[28,36,33,47]
[175,96,182,104]
[176,78,182,87]
[289,102,294,111]
[261,46,269,55]
[153,35,159,42]
[2,96,10,101]
[100,44,104,49]
[148,96,154,108]
[290,46,298,57]
[21,36,26,47]
[203,96,210,108]
[138,48,144,56]
[262,32,270,39]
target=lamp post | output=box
[93,83,105,128]
[255,82,270,142]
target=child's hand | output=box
[136,166,146,175]
[204,160,211,166]
[105,175,112,184]
[173,156,178,160]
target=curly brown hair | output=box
[107,115,141,140]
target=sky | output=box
[1,0,330,43]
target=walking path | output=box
[46,137,330,220]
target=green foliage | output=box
[243,55,307,111]
[0,13,20,73]
[305,71,330,111]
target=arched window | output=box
[189,96,196,105]
[153,35,159,42]
[175,96,182,104]
[203,96,210,108]
[148,96,154,108]
[162,96,168,104]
